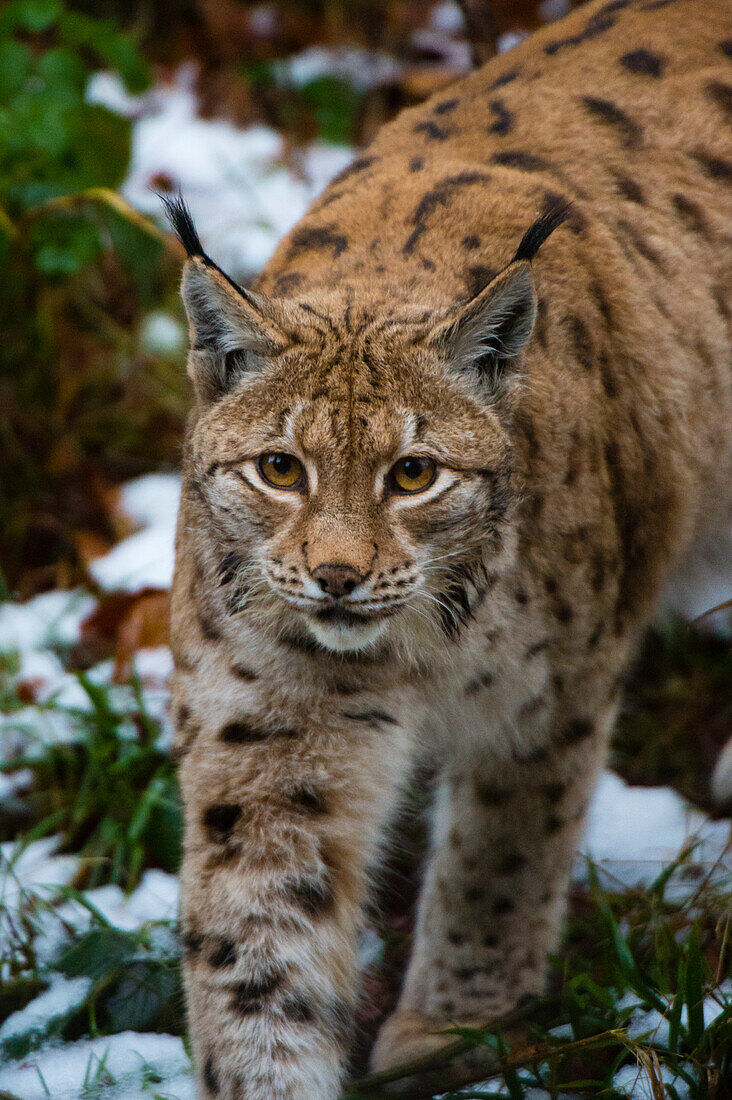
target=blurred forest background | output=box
[0,0,730,1097]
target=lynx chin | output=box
[166,0,732,1095]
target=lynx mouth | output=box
[313,605,372,626]
[304,605,390,653]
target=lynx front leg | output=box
[371,701,615,1073]
[178,708,413,1100]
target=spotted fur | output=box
[169,0,732,1095]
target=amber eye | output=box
[258,453,303,489]
[389,456,437,494]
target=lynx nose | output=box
[311,563,365,598]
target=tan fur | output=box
[169,0,732,1095]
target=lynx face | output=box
[189,323,515,653]
[171,197,561,654]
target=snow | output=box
[139,311,186,355]
[613,1061,691,1099]
[0,974,92,1045]
[577,771,732,893]
[89,474,181,593]
[87,67,355,280]
[430,1,466,34]
[0,590,95,656]
[275,46,401,92]
[0,1032,191,1100]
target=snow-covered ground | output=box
[87,66,354,281]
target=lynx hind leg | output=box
[371,701,616,1074]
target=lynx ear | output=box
[430,262,537,392]
[162,194,288,402]
[430,200,571,394]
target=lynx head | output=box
[166,195,567,656]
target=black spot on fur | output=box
[566,314,593,371]
[203,1055,219,1094]
[720,41,732,58]
[232,972,282,1014]
[403,171,490,254]
[488,99,514,135]
[288,224,348,260]
[288,875,333,917]
[209,939,236,968]
[489,68,520,90]
[618,219,666,270]
[491,150,551,172]
[273,272,303,295]
[464,263,497,297]
[447,930,464,945]
[289,786,328,814]
[182,929,204,956]
[493,896,515,914]
[414,120,450,141]
[562,717,594,744]
[203,804,242,842]
[438,558,490,639]
[612,171,645,204]
[465,671,495,696]
[712,284,730,323]
[498,852,527,874]
[554,601,573,624]
[706,81,732,121]
[526,639,549,658]
[218,552,242,586]
[544,10,616,55]
[546,812,563,833]
[672,193,710,237]
[541,781,565,802]
[462,234,480,250]
[434,97,459,114]
[693,151,732,183]
[220,720,297,743]
[484,932,499,947]
[331,155,376,184]
[341,708,397,726]
[620,48,664,76]
[282,993,314,1023]
[197,606,222,642]
[581,95,642,148]
[409,156,424,172]
[474,780,510,805]
[230,662,258,681]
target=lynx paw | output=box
[369,1009,465,1073]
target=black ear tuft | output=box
[160,192,204,258]
[512,199,572,264]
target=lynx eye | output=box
[258,453,303,489]
[389,456,437,494]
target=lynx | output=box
[166,0,732,1095]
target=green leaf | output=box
[104,961,178,1031]
[31,218,100,276]
[0,41,32,103]
[63,105,130,190]
[2,0,62,33]
[58,928,137,981]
